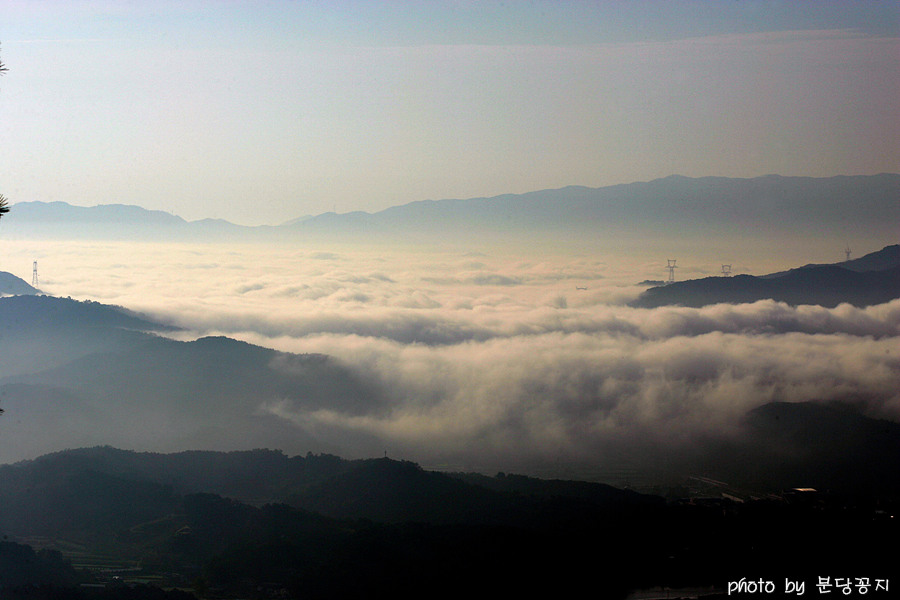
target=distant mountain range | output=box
[5,200,255,241]
[4,173,899,241]
[631,244,900,308]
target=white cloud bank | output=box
[3,239,897,473]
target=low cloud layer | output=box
[2,239,898,474]
[257,315,899,468]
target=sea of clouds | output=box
[4,239,898,475]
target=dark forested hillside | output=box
[0,442,896,599]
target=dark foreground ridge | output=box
[631,244,900,308]
[0,438,897,600]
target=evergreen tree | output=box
[1,44,7,222]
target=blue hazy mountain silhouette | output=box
[762,243,900,277]
[0,271,40,296]
[0,295,383,462]
[8,200,252,240]
[6,173,899,240]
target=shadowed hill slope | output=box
[0,295,383,462]
[0,271,41,296]
[704,401,900,495]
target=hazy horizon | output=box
[1,2,898,225]
[8,170,900,228]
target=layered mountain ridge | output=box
[5,173,898,241]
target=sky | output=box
[0,1,898,225]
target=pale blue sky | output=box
[1,1,898,225]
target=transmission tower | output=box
[665,259,677,284]
[844,245,851,262]
[721,264,732,277]
[32,261,38,286]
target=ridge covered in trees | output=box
[0,445,896,599]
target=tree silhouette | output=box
[0,43,7,224]
[0,43,7,222]
[0,44,6,416]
